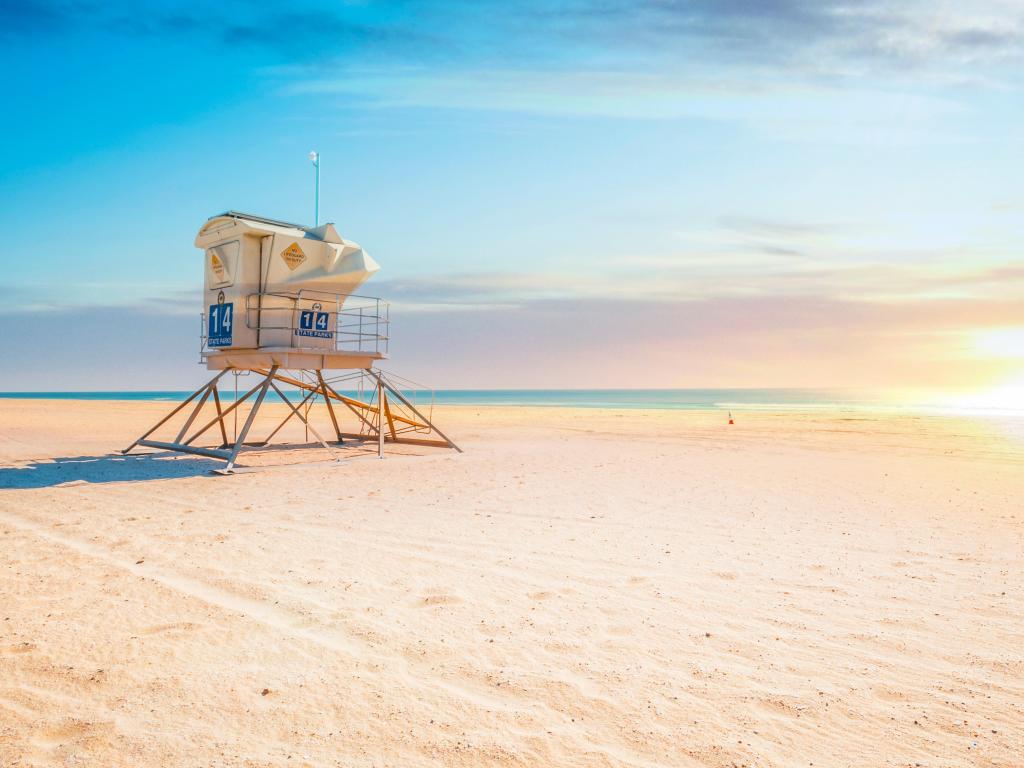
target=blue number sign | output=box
[208,303,233,347]
[296,310,333,339]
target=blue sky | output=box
[1,0,1022,390]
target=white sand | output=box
[1,399,1022,766]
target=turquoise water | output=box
[2,388,1022,416]
[0,388,957,412]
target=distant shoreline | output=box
[0,389,1021,417]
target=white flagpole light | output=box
[308,150,320,226]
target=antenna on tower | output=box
[308,150,320,226]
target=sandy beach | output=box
[0,398,1022,767]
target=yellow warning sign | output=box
[280,242,306,270]
[210,252,226,281]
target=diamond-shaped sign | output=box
[210,251,226,281]
[280,242,306,270]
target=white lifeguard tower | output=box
[124,211,459,470]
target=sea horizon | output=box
[2,387,1021,417]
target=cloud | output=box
[718,216,836,239]
[0,306,202,390]
[5,1,441,64]
[0,0,65,37]
[19,1,1024,78]
[4,247,1022,389]
[372,246,1024,309]
[6,234,1021,315]
[567,0,1024,70]
[12,1,1022,127]
[4,290,1021,390]
[386,292,1024,388]
[0,281,196,314]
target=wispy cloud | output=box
[4,286,1021,390]
[0,281,195,314]
[0,1,438,65]
[18,1,1024,80]
[5,235,1021,313]
[1,0,64,34]
[10,0,1021,132]
[376,248,1024,307]
[384,292,1024,388]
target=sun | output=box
[973,327,1024,360]
[935,327,1024,413]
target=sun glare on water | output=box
[973,326,1024,412]
[933,327,1024,415]
[942,382,1024,419]
[949,380,1024,413]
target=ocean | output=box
[0,388,1016,416]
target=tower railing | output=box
[199,290,389,360]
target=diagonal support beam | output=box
[137,440,230,461]
[381,389,398,440]
[250,368,428,429]
[211,385,230,447]
[376,376,385,458]
[377,372,462,453]
[260,387,317,445]
[122,369,229,454]
[175,385,213,443]
[268,382,332,450]
[121,366,457,471]
[316,370,342,442]
[224,365,279,470]
[184,373,272,447]
[319,374,378,433]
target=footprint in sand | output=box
[757,696,805,718]
[138,622,202,636]
[33,719,109,749]
[0,693,37,719]
[418,594,462,607]
[873,686,907,702]
[2,642,36,655]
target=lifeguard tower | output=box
[124,211,459,470]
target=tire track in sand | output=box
[0,508,557,723]
[0,508,363,657]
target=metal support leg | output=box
[377,376,384,459]
[261,388,317,445]
[211,385,230,448]
[378,372,462,453]
[184,374,273,446]
[322,374,377,433]
[123,365,456,472]
[122,369,229,454]
[381,389,398,440]
[224,365,278,471]
[174,386,213,443]
[316,371,343,442]
[341,396,379,433]
[269,381,332,450]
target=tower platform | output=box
[204,347,383,372]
